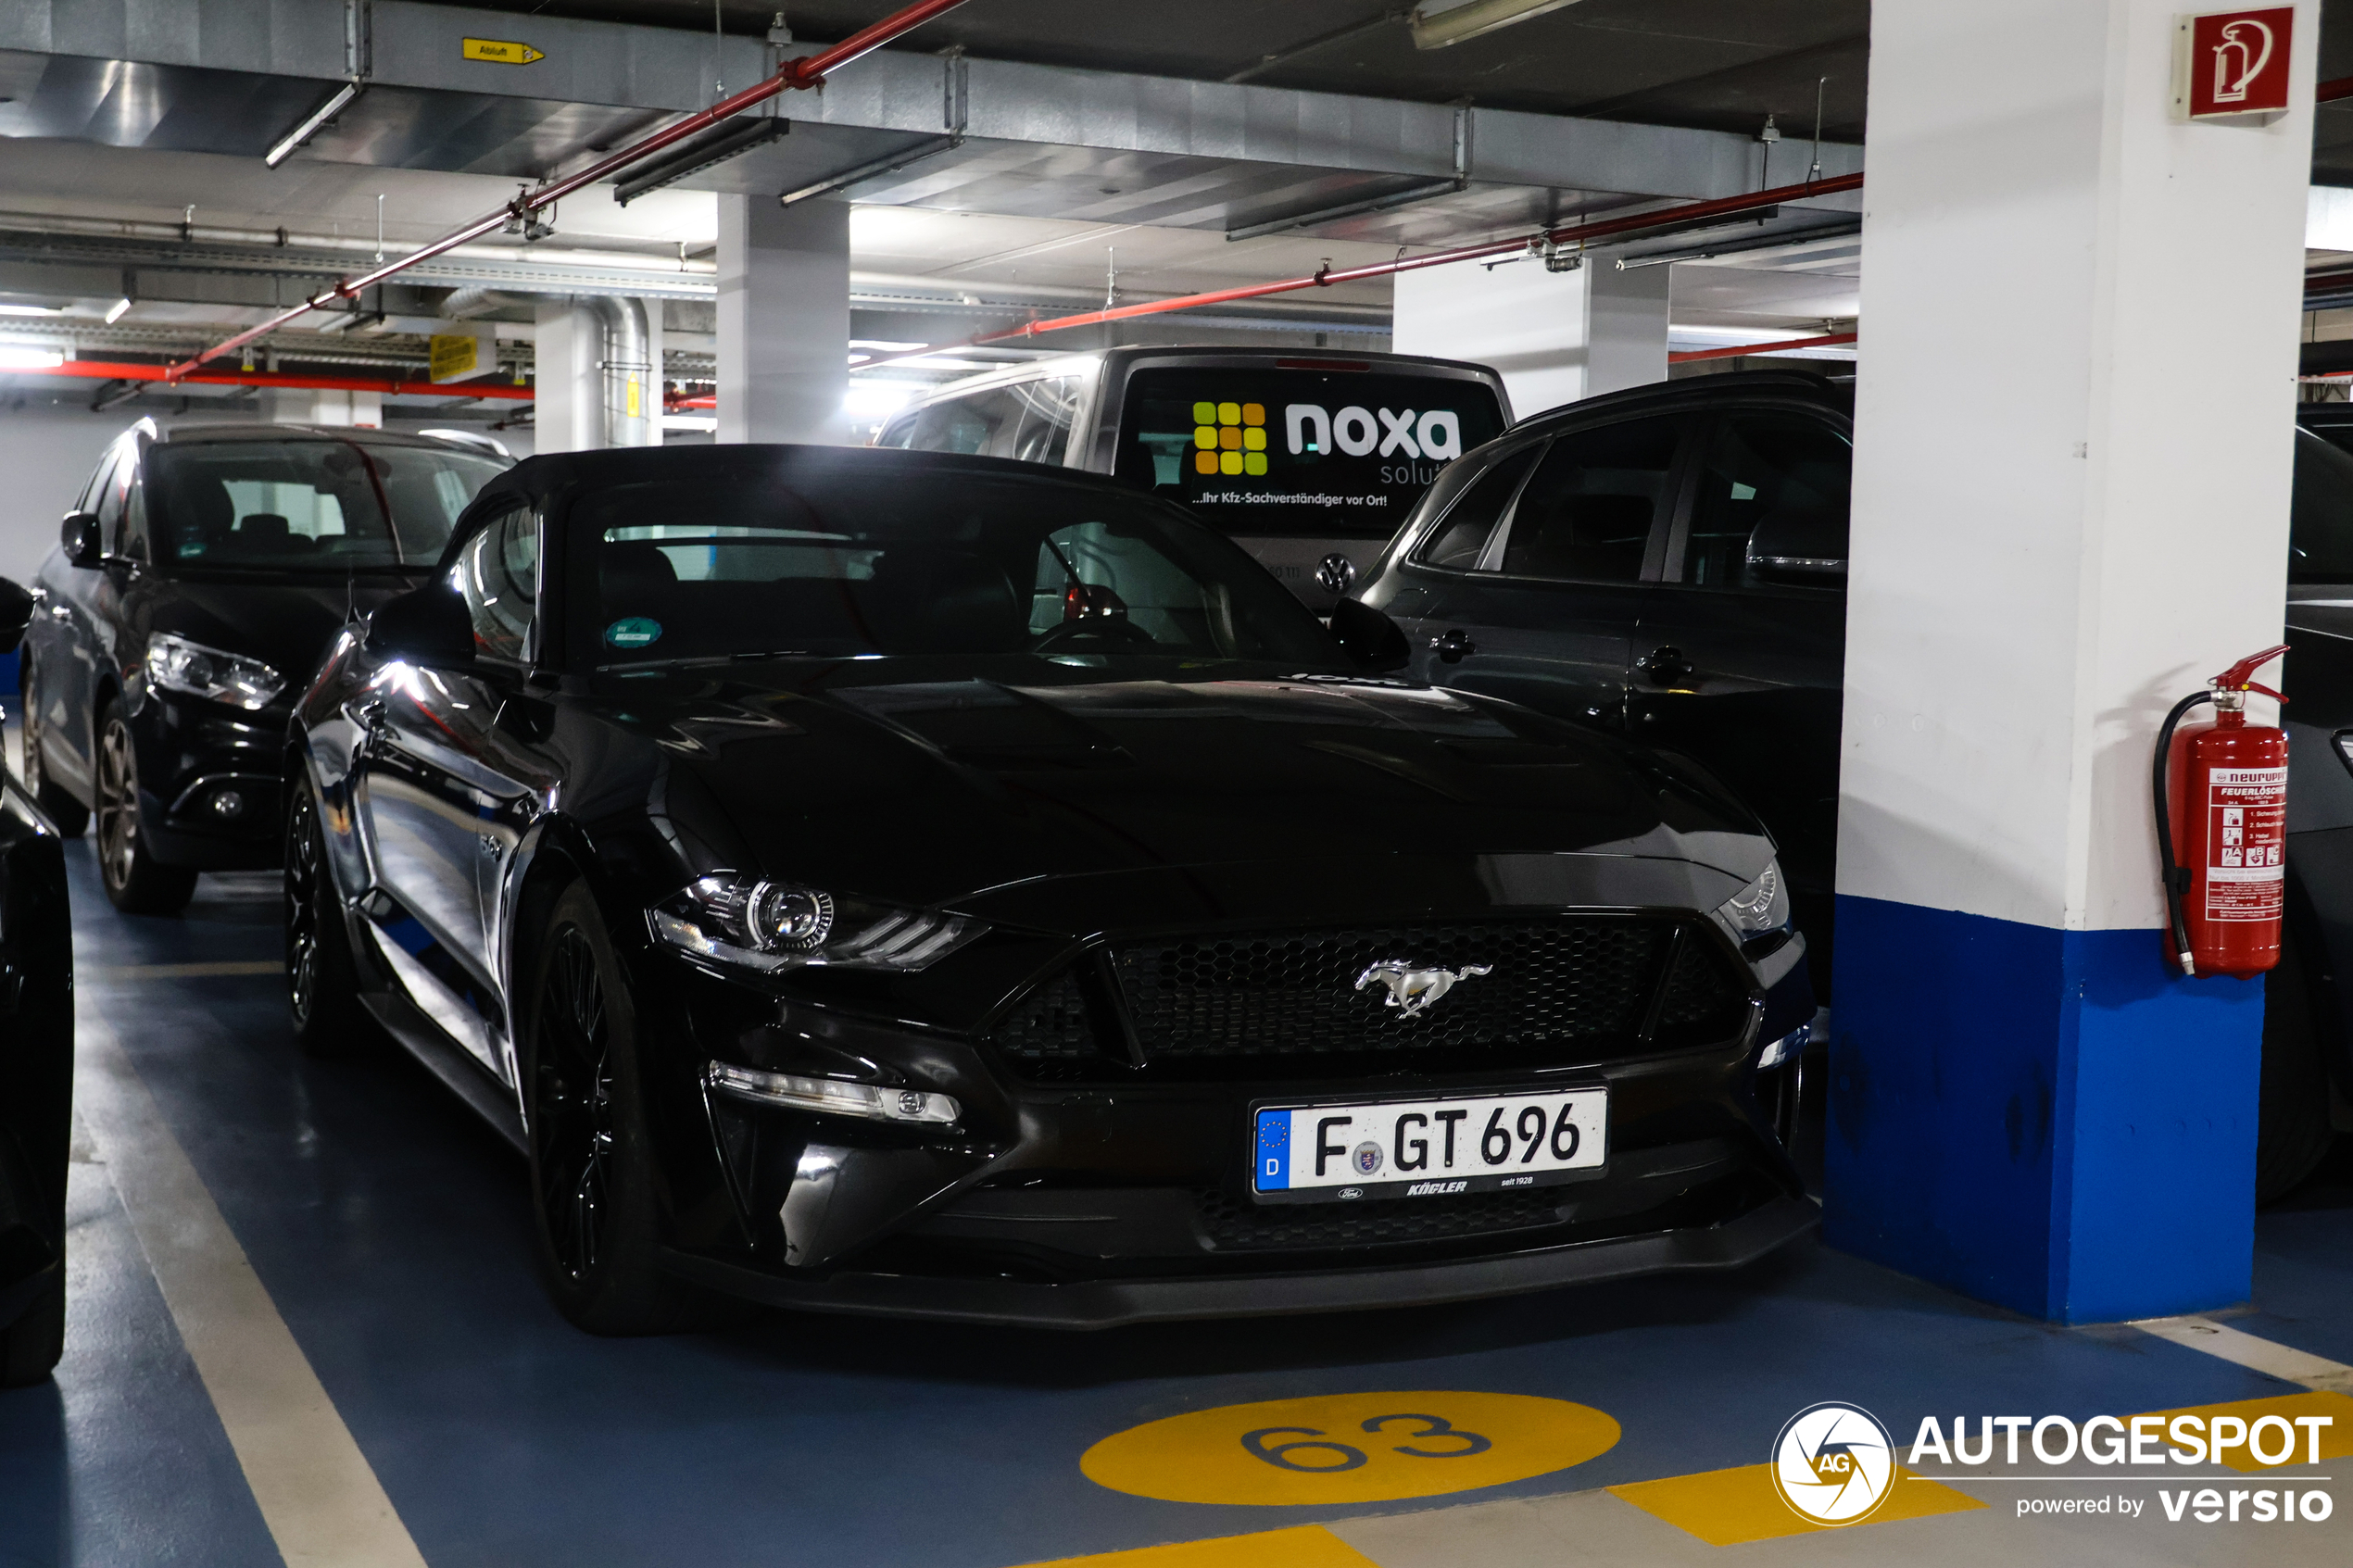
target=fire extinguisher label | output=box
[2205,765,2288,922]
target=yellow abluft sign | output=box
[462,38,545,65]
[428,332,487,384]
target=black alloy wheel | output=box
[524,880,701,1334]
[94,699,195,914]
[284,776,367,1055]
[18,656,88,837]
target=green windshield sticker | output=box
[603,617,663,649]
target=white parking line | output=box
[74,1002,430,1568]
[2133,1313,2353,1394]
[82,960,283,980]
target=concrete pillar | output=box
[1391,255,1668,419]
[715,194,850,445]
[1828,0,2316,1321]
[533,299,604,454]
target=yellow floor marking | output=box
[1083,1391,1619,1506]
[2129,1390,2353,1473]
[1609,1462,1985,1547]
[1015,1524,1379,1568]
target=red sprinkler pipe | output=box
[13,357,535,399]
[163,0,971,383]
[862,171,1865,368]
[1669,330,1856,364]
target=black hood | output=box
[138,571,420,700]
[589,660,1773,922]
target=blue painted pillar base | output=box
[1824,895,2260,1323]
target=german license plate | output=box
[1251,1088,1607,1204]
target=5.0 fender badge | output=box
[1355,960,1493,1019]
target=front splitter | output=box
[657,1190,1819,1330]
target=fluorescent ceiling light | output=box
[103,297,131,324]
[266,80,362,169]
[0,345,67,370]
[849,339,928,351]
[1410,0,1586,51]
[0,303,63,318]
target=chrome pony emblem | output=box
[1354,960,1493,1020]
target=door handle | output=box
[1636,645,1692,684]
[1430,629,1478,664]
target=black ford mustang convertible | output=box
[287,445,1818,1331]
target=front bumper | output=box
[127,685,286,869]
[659,1189,1818,1329]
[635,914,1817,1322]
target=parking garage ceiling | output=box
[4,0,2353,415]
[451,0,2353,186]
[451,1,1875,141]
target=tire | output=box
[0,1266,65,1388]
[94,699,195,915]
[2257,944,2334,1204]
[284,773,368,1057]
[524,881,701,1335]
[19,656,89,837]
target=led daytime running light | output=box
[704,1062,959,1124]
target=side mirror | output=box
[1328,597,1411,673]
[0,578,31,655]
[364,582,475,666]
[60,511,102,569]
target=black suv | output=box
[23,421,508,911]
[1355,370,2349,1199]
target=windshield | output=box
[1112,366,1507,540]
[576,466,1342,668]
[145,439,507,573]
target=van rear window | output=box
[1113,368,1505,539]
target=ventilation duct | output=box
[587,296,655,448]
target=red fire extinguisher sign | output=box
[2201,766,2287,920]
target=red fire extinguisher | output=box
[2154,644,2291,979]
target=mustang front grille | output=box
[989,917,1752,1081]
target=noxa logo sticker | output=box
[1285,405,1463,461]
[1771,1402,1895,1525]
[603,617,663,649]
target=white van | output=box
[875,346,1511,609]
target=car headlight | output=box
[651,873,984,973]
[1714,860,1790,937]
[145,633,285,710]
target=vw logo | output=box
[1315,553,1357,594]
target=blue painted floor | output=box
[3,837,2350,1567]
